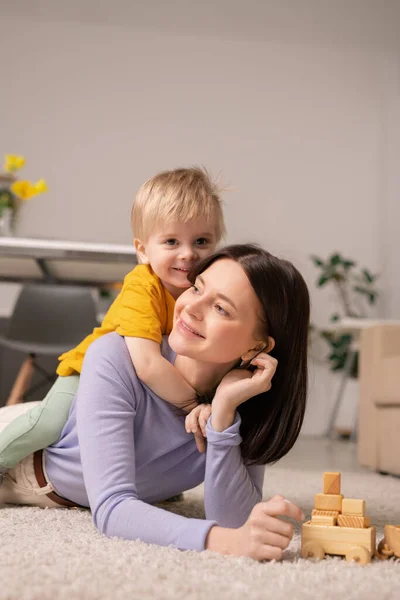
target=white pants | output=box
[0,451,60,508]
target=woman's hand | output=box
[216,353,278,409]
[206,495,305,561]
[185,403,212,453]
[234,496,304,560]
[211,353,277,431]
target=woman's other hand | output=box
[206,495,305,561]
[235,496,304,560]
[185,403,212,453]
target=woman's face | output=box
[169,258,266,365]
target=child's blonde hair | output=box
[131,167,226,242]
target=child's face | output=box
[135,217,218,299]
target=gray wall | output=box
[1,1,400,430]
[2,1,400,326]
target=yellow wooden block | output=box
[323,472,341,495]
[311,514,337,526]
[312,509,339,518]
[337,515,371,528]
[342,498,366,516]
[314,493,343,512]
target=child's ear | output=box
[134,238,149,264]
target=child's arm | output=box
[125,337,197,411]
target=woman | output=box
[0,245,309,561]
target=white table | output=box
[0,236,136,285]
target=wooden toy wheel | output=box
[301,541,325,560]
[345,546,371,565]
[376,539,394,559]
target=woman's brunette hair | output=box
[189,244,310,466]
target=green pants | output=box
[0,375,79,470]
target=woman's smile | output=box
[177,318,205,338]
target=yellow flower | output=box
[4,155,25,173]
[11,180,38,200]
[11,179,48,200]
[33,179,48,194]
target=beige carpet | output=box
[1,454,400,599]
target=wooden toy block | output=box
[302,521,376,564]
[314,493,343,512]
[312,509,339,518]
[341,498,366,516]
[311,514,337,526]
[302,472,376,564]
[337,515,371,528]
[377,524,400,559]
[323,472,341,495]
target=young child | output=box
[0,167,226,474]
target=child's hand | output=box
[185,404,212,453]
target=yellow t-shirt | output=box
[57,264,176,376]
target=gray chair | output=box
[0,284,98,405]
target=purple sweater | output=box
[45,333,264,551]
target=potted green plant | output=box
[311,252,379,377]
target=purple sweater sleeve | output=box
[76,338,216,551]
[204,414,264,527]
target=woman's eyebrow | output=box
[197,275,237,311]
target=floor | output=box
[279,435,364,473]
[2,435,400,600]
